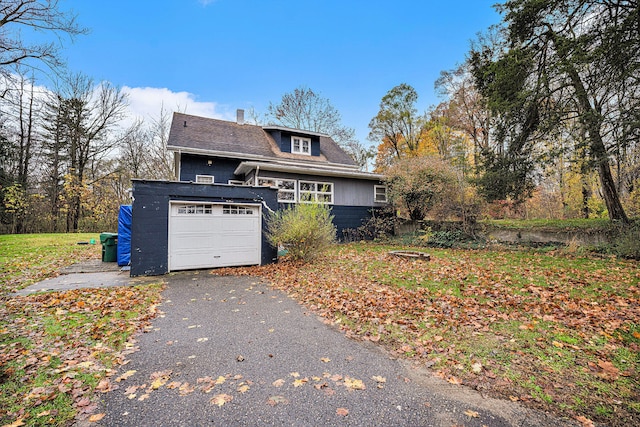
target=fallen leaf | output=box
[290,372,300,378]
[267,395,289,406]
[179,382,195,395]
[471,362,483,373]
[115,370,137,382]
[344,377,366,390]
[336,407,349,416]
[211,393,233,407]
[575,415,595,427]
[597,360,619,379]
[214,376,226,385]
[238,383,250,393]
[293,378,308,387]
[371,376,386,383]
[320,357,331,363]
[138,393,149,401]
[95,379,112,392]
[151,378,167,390]
[447,376,462,385]
[272,379,285,387]
[88,413,105,422]
[464,409,479,418]
[552,341,564,348]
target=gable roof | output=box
[167,112,358,168]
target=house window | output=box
[374,185,388,203]
[299,181,333,204]
[228,180,245,185]
[223,205,255,215]
[258,177,297,203]
[291,137,311,155]
[195,175,214,184]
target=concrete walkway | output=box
[12,260,158,296]
[92,272,576,427]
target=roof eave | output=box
[235,161,385,181]
[169,145,364,172]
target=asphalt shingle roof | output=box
[167,112,358,167]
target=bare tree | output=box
[267,86,373,170]
[43,73,127,231]
[0,0,86,78]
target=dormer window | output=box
[291,137,311,155]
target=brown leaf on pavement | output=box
[336,407,349,416]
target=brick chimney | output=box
[236,109,245,125]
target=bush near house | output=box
[266,203,336,262]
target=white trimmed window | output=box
[291,137,311,155]
[299,181,333,204]
[195,174,214,184]
[228,180,244,185]
[258,177,297,203]
[223,205,255,215]
[177,204,213,215]
[374,185,388,203]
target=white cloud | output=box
[120,86,232,128]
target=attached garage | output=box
[168,202,261,271]
[130,180,278,277]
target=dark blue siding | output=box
[310,136,320,156]
[180,154,242,183]
[130,180,278,277]
[265,130,320,157]
[330,205,376,240]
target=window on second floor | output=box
[291,137,311,155]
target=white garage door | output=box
[169,202,262,271]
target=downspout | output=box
[254,165,260,186]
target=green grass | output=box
[0,233,164,426]
[0,233,100,293]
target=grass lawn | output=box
[220,242,640,426]
[0,234,163,426]
[0,233,100,294]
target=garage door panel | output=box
[169,203,261,271]
[221,218,259,232]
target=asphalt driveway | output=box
[94,271,576,427]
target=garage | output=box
[168,201,262,271]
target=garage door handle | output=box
[213,256,221,258]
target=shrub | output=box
[343,205,398,242]
[266,203,336,262]
[611,220,640,259]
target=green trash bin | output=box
[100,232,118,262]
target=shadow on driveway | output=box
[91,271,576,427]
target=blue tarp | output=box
[117,205,132,266]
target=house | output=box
[129,110,385,276]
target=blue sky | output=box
[55,0,501,145]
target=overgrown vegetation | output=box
[266,203,336,262]
[220,243,640,426]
